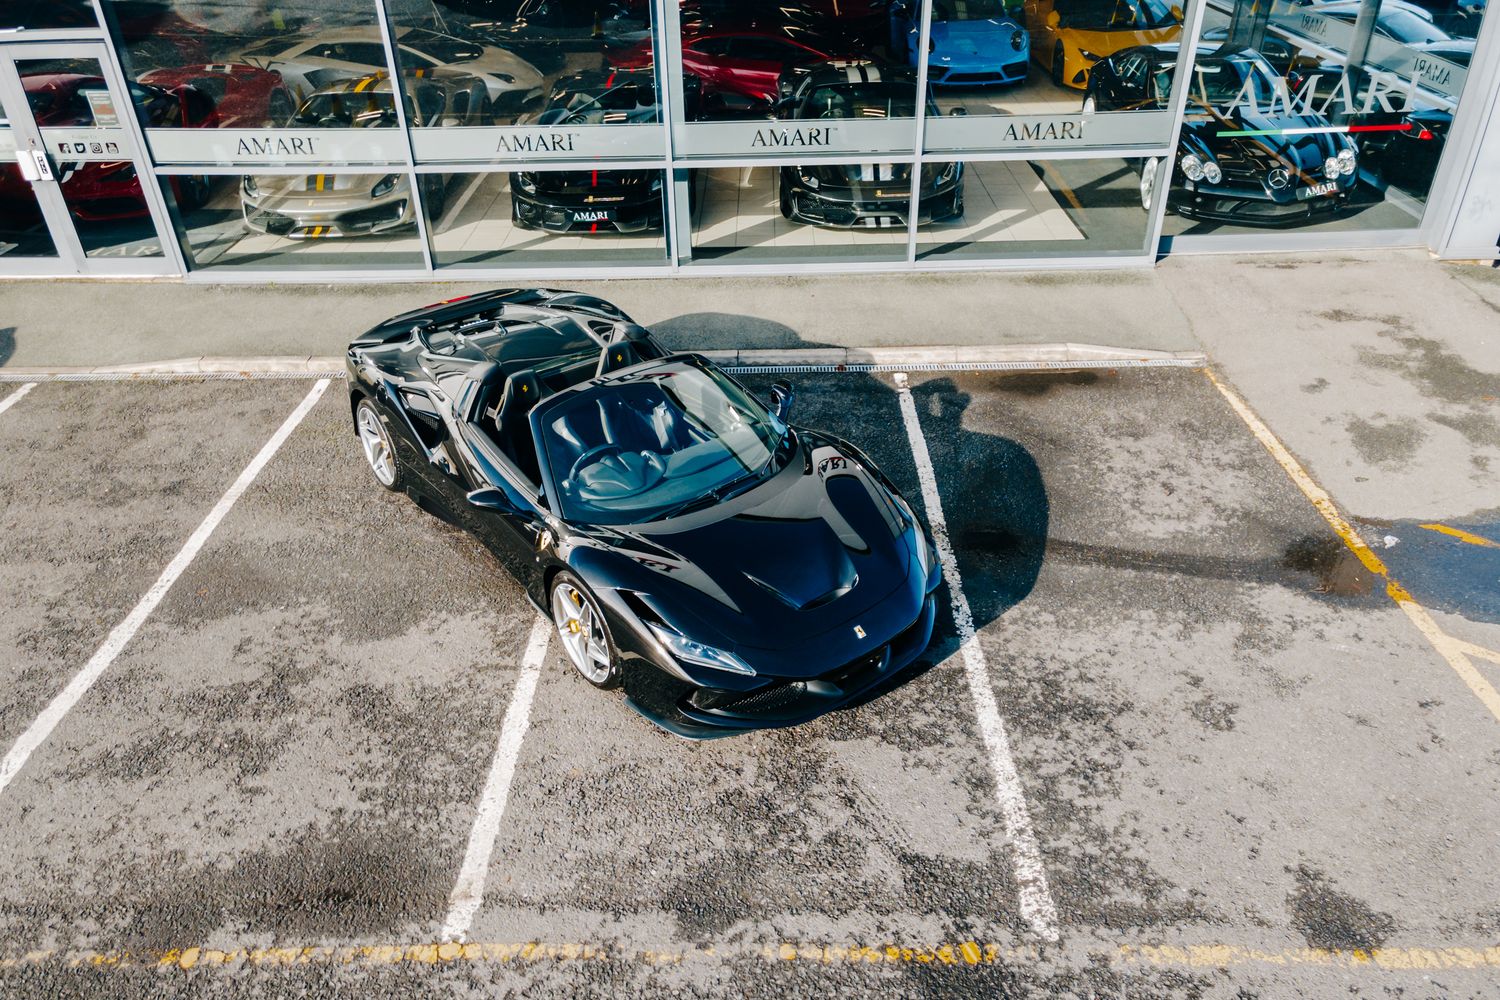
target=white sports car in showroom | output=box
[236,27,543,113]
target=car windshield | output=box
[803,82,917,119]
[933,0,1010,20]
[1185,55,1276,107]
[294,91,400,127]
[552,83,658,123]
[538,361,788,524]
[1063,0,1179,30]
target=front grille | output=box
[711,682,809,716]
[341,200,405,233]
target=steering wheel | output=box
[568,443,625,484]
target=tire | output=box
[1139,156,1160,213]
[778,177,795,220]
[1051,43,1066,88]
[550,572,621,690]
[423,175,448,218]
[355,396,403,492]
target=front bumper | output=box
[785,182,962,229]
[623,590,939,740]
[242,189,414,239]
[1169,176,1353,227]
[928,55,1029,86]
[511,185,663,234]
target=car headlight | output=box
[1323,156,1340,181]
[494,72,515,85]
[1077,48,1103,62]
[241,175,258,197]
[647,622,755,676]
[371,174,400,198]
[514,173,536,194]
[1011,29,1026,50]
[937,161,958,184]
[650,175,662,191]
[798,170,820,190]
[1202,161,1222,184]
[1180,154,1205,181]
[1337,148,1356,175]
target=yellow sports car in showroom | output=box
[1023,0,1182,89]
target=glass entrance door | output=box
[0,41,181,275]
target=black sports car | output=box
[346,289,941,738]
[509,70,697,233]
[775,63,963,228]
[1088,45,1360,225]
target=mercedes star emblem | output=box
[1267,167,1291,190]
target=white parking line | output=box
[0,382,37,416]
[892,372,1061,943]
[0,379,330,798]
[441,616,552,942]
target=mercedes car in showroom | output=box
[240,72,487,239]
[1087,45,1360,224]
[776,63,964,228]
[346,289,941,738]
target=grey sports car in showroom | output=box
[346,288,941,738]
[241,72,486,239]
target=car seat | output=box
[494,368,543,482]
[596,340,641,378]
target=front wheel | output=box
[1051,43,1066,88]
[355,396,403,491]
[551,572,621,689]
[778,178,795,220]
[1139,156,1160,213]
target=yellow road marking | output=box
[1205,369,1500,725]
[1419,523,1500,548]
[5,940,1500,972]
[1455,639,1500,665]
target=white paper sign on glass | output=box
[144,128,409,167]
[42,128,136,162]
[925,111,1176,153]
[411,123,666,164]
[677,118,918,159]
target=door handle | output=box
[15,150,53,183]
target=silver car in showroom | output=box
[241,72,484,239]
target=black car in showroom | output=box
[509,70,699,233]
[1087,45,1359,225]
[776,63,964,228]
[346,289,941,738]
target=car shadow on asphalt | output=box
[635,314,1049,735]
[0,327,15,368]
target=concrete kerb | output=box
[0,345,1208,381]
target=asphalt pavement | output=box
[1,366,1498,998]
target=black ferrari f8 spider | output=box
[346,289,941,738]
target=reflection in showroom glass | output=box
[424,169,668,267]
[1163,0,1490,238]
[1,2,98,31]
[12,57,165,258]
[0,164,61,257]
[169,170,426,270]
[916,156,1151,259]
[690,159,924,264]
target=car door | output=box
[722,36,807,101]
[452,420,551,592]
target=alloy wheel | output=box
[552,580,615,686]
[1140,156,1159,212]
[356,402,397,487]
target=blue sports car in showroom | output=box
[890,0,1030,86]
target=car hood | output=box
[932,18,1022,50]
[247,173,400,196]
[600,434,922,660]
[1186,107,1349,169]
[800,161,913,187]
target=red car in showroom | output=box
[609,25,866,103]
[1,67,287,226]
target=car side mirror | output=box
[1046,10,1061,27]
[1170,4,1183,19]
[467,487,515,513]
[769,380,795,422]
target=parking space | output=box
[1,366,1498,998]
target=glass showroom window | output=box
[385,0,669,267]
[1162,0,1490,239]
[688,160,916,264]
[0,3,99,32]
[99,0,417,272]
[914,156,1160,258]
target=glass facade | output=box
[0,0,1493,277]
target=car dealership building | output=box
[2,0,1498,282]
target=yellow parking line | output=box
[1205,369,1500,725]
[1419,523,1500,548]
[1455,640,1500,665]
[5,940,1500,972]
